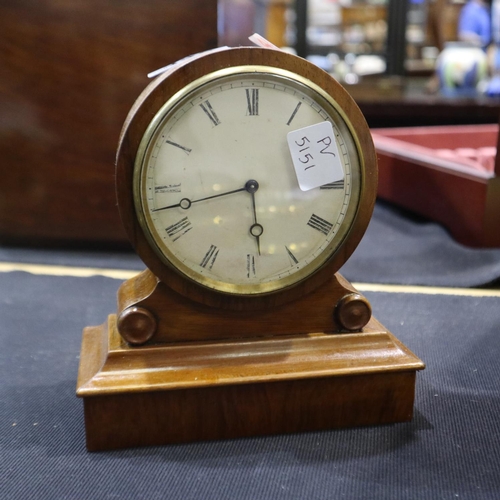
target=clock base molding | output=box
[114,269,377,345]
[76,313,425,451]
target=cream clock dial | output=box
[134,68,362,296]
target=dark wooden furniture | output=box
[346,78,500,129]
[373,124,500,247]
[0,0,217,246]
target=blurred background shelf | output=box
[2,0,498,247]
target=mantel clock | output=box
[76,46,424,451]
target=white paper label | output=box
[287,121,344,191]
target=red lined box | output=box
[372,124,500,247]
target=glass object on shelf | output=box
[298,0,388,82]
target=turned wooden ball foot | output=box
[335,293,372,332]
[117,306,157,345]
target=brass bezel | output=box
[132,66,365,296]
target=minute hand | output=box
[153,186,247,212]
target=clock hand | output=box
[153,179,265,254]
[153,186,247,211]
[245,180,264,255]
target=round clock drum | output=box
[116,47,377,309]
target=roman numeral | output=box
[246,254,256,278]
[320,180,344,190]
[200,244,219,269]
[286,102,302,126]
[200,100,220,126]
[285,246,299,265]
[166,140,192,154]
[165,217,192,241]
[307,214,333,236]
[246,88,259,116]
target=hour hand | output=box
[245,180,264,255]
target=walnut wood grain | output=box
[115,47,378,309]
[74,42,425,452]
[0,0,217,245]
[114,269,373,344]
[82,372,418,451]
[77,313,424,450]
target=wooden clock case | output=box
[77,47,424,451]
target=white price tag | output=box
[287,121,344,191]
